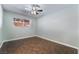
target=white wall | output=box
[1,5,79,49]
[0,4,3,45]
[78,5,79,49]
[3,11,36,41]
[37,5,79,48]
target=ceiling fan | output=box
[25,4,43,15]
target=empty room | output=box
[0,4,79,54]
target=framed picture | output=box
[13,18,31,27]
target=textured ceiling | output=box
[2,4,76,19]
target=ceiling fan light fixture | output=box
[25,4,43,15]
[32,7,36,10]
[31,10,37,15]
[33,11,37,15]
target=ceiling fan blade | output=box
[25,5,32,11]
[25,7,32,11]
[36,12,39,15]
[37,9,43,12]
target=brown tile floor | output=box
[0,36,78,54]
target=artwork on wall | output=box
[13,18,31,27]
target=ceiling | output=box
[2,4,76,19]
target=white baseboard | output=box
[35,35,79,53]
